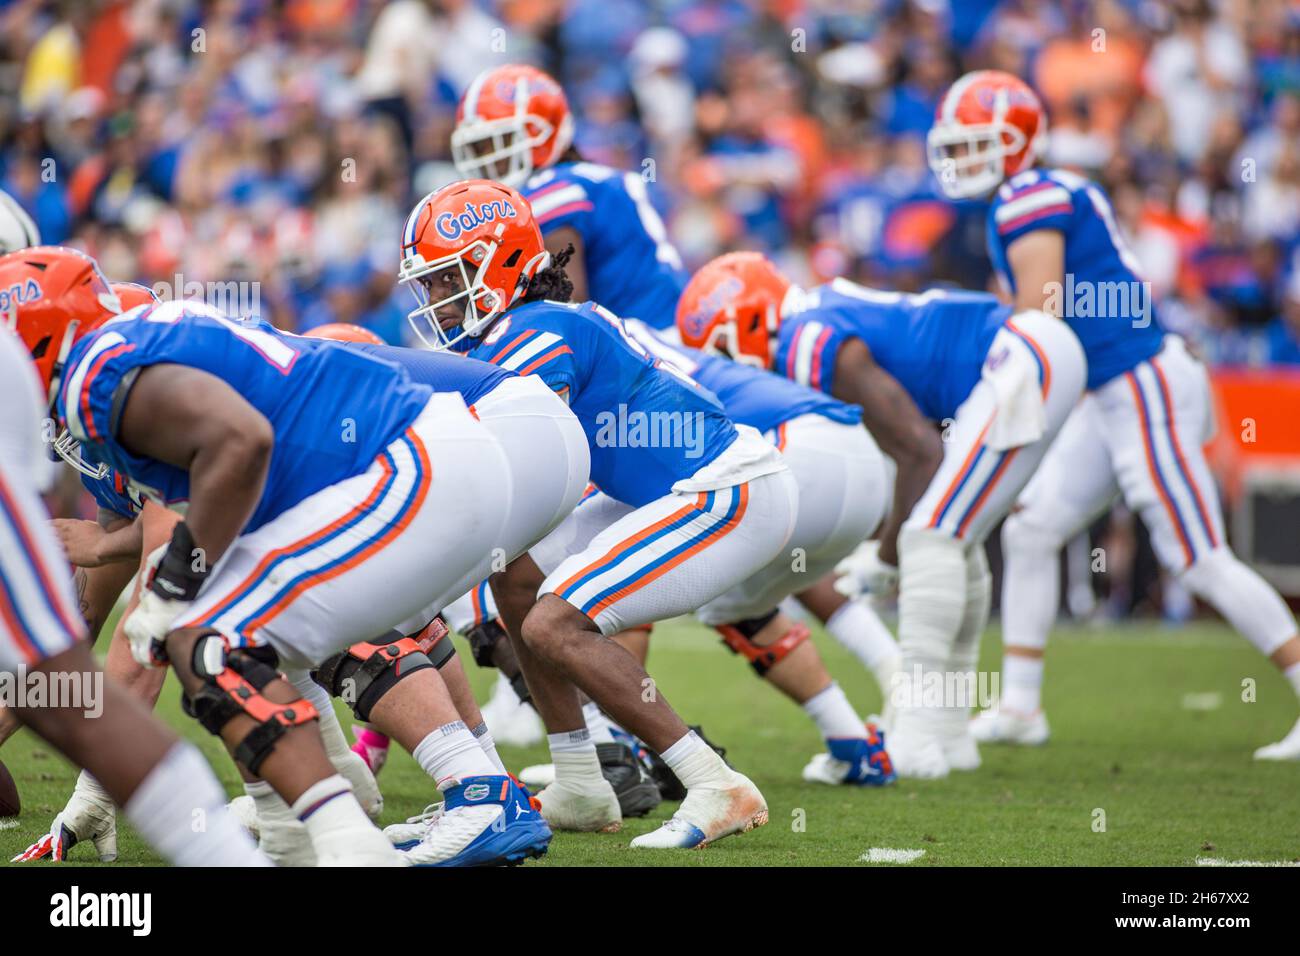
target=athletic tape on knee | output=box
[952,547,991,673]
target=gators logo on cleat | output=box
[463,783,491,801]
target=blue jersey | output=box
[987,168,1164,389]
[775,279,1008,422]
[523,162,687,329]
[82,469,148,519]
[463,300,737,506]
[59,301,432,533]
[335,342,514,407]
[623,319,862,434]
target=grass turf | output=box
[2,616,1298,867]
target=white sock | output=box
[291,773,373,849]
[802,682,865,739]
[660,730,731,790]
[470,720,507,773]
[548,728,604,789]
[124,743,267,867]
[413,720,498,788]
[825,599,899,671]
[1002,655,1045,713]
[582,702,617,744]
[1000,514,1061,653]
[246,779,296,824]
[1284,662,1300,701]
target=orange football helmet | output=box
[111,281,159,312]
[676,252,795,370]
[398,179,550,350]
[926,70,1047,199]
[304,322,385,346]
[452,64,575,188]
[0,246,121,401]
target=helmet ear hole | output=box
[503,248,522,268]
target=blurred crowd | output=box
[5,0,1300,366]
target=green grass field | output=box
[3,616,1298,867]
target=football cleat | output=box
[536,777,622,833]
[641,724,730,801]
[518,762,556,790]
[400,776,550,867]
[350,726,391,775]
[936,710,981,771]
[597,741,662,817]
[12,791,117,862]
[384,802,445,849]
[1254,716,1300,761]
[969,705,1050,746]
[630,770,767,849]
[886,711,950,779]
[801,723,897,786]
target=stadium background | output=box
[5,0,1300,620]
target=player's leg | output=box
[532,464,799,848]
[1101,340,1300,758]
[700,415,895,783]
[0,453,263,866]
[893,311,1085,777]
[796,578,901,700]
[982,396,1120,745]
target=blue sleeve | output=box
[59,329,141,446]
[778,316,849,396]
[82,473,134,518]
[990,179,1076,247]
[527,176,596,236]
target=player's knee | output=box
[520,594,589,658]
[180,633,319,774]
[1001,506,1066,557]
[312,633,436,722]
[716,610,810,677]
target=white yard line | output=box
[858,847,926,864]
[1195,856,1300,867]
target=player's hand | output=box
[123,544,184,667]
[833,540,899,601]
[50,518,109,568]
[11,807,117,863]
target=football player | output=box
[451,64,687,337]
[0,245,545,866]
[928,70,1300,760]
[398,179,799,848]
[0,264,266,867]
[677,251,1086,779]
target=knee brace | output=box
[716,610,809,676]
[410,615,455,669]
[181,634,319,775]
[466,618,508,669]
[312,635,434,722]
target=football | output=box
[0,758,19,817]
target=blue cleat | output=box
[803,723,897,786]
[398,775,551,867]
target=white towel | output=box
[983,333,1046,451]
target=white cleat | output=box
[518,762,557,790]
[936,711,981,771]
[481,672,545,748]
[312,825,403,867]
[887,713,950,779]
[226,794,261,840]
[969,705,1050,746]
[331,748,384,820]
[630,771,767,849]
[383,802,444,847]
[536,780,622,832]
[1253,717,1300,761]
[801,753,853,785]
[257,816,318,867]
[397,805,504,866]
